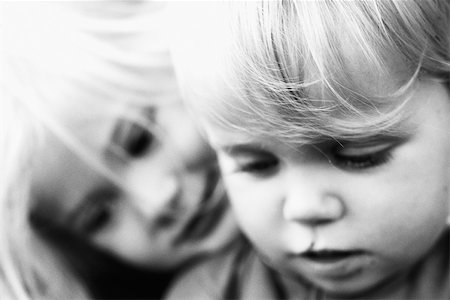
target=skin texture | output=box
[31,97,238,270]
[204,80,450,296]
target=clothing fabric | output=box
[165,229,449,300]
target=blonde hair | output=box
[0,1,175,299]
[172,0,449,145]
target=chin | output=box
[313,274,389,298]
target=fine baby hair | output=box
[173,0,449,143]
[169,0,449,299]
[0,1,181,299]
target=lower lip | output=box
[295,252,373,278]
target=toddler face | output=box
[205,81,450,296]
[32,97,237,269]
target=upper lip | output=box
[300,249,366,260]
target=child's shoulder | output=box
[165,239,253,300]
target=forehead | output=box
[46,94,121,154]
[180,2,423,145]
[332,25,413,97]
[204,81,449,150]
[187,43,417,147]
[45,70,182,150]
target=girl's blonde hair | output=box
[172,0,449,145]
[0,2,175,299]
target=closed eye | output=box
[69,186,120,236]
[237,153,279,175]
[220,145,280,177]
[331,142,396,170]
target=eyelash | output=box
[69,185,121,236]
[73,191,118,236]
[234,142,395,175]
[331,145,394,170]
[235,154,279,176]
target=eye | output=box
[112,113,157,159]
[233,151,280,177]
[121,122,154,158]
[331,142,395,170]
[70,188,119,236]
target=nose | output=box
[282,169,345,226]
[131,173,182,223]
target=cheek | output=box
[445,153,450,221]
[353,156,449,258]
[224,176,281,234]
[406,148,450,227]
[224,178,254,224]
[379,129,450,224]
[93,207,177,267]
[93,208,150,259]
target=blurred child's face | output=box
[205,81,450,296]
[32,99,237,269]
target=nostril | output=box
[152,212,178,228]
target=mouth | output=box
[173,167,227,246]
[297,249,372,277]
[302,250,366,263]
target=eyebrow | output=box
[218,128,417,154]
[219,143,271,156]
[216,114,418,152]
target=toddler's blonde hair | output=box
[172,0,449,145]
